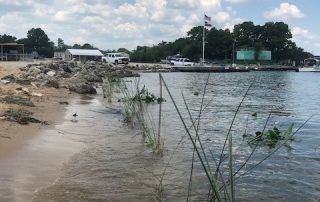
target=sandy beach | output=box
[0,61,73,159]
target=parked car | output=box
[170,58,194,66]
[102,52,129,65]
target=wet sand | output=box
[0,61,73,158]
[0,61,83,201]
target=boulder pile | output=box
[1,61,171,95]
[15,61,140,94]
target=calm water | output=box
[22,72,320,201]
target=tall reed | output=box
[116,77,161,151]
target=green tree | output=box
[117,48,131,54]
[129,21,311,63]
[72,44,81,49]
[26,28,54,57]
[55,38,67,51]
[0,34,17,43]
[233,21,257,48]
[261,22,292,60]
[81,43,96,49]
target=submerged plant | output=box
[244,124,294,148]
[132,85,165,104]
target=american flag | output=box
[204,14,212,27]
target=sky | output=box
[0,0,319,55]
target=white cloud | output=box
[0,0,22,6]
[264,3,304,21]
[222,17,243,30]
[292,27,315,40]
[214,11,231,23]
[81,16,106,24]
[0,12,25,37]
[291,26,320,53]
[225,0,248,4]
[53,11,71,22]
[4,0,318,54]
[0,0,236,50]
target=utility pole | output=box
[232,40,236,66]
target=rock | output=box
[42,79,59,88]
[47,63,60,71]
[28,66,41,75]
[42,68,52,74]
[46,70,56,76]
[31,92,43,97]
[1,74,16,83]
[60,64,72,73]
[0,95,35,107]
[83,72,103,82]
[22,87,30,95]
[31,82,40,88]
[1,79,11,84]
[68,84,97,94]
[4,108,41,125]
[58,101,69,105]
[16,79,31,85]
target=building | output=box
[0,43,25,61]
[65,49,103,62]
[53,51,65,60]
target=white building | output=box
[65,49,103,62]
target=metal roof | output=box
[0,43,24,46]
[66,49,103,56]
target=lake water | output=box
[3,71,319,201]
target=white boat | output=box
[299,66,320,72]
[299,58,320,72]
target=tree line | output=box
[0,21,313,63]
[130,21,312,63]
[0,28,98,58]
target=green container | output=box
[237,50,271,61]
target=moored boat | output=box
[299,58,320,72]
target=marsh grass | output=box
[102,75,120,103]
[115,77,163,152]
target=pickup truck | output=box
[102,53,129,65]
[170,58,194,66]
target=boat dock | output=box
[171,65,299,73]
[250,66,299,72]
[171,66,249,72]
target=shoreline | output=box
[0,59,304,156]
[0,61,74,159]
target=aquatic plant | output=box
[102,75,120,103]
[115,77,163,153]
[244,124,294,148]
[131,85,165,104]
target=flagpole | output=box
[202,13,205,66]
